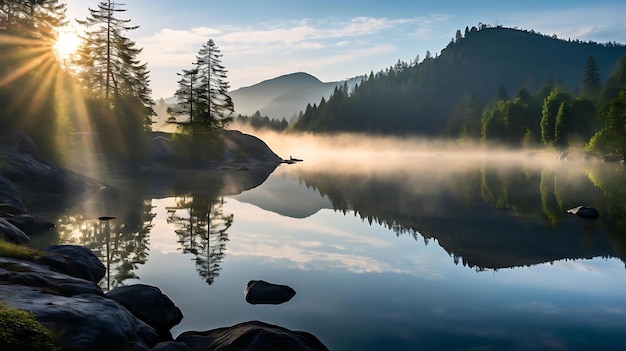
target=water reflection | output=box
[54,200,154,290]
[167,196,233,285]
[241,158,626,270]
[35,166,276,290]
[33,154,626,294]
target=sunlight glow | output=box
[54,30,81,61]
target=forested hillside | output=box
[293,26,626,140]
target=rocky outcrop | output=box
[0,246,330,351]
[147,130,283,167]
[0,217,30,244]
[0,256,159,351]
[176,321,330,351]
[42,245,106,283]
[244,280,296,305]
[107,284,184,341]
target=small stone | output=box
[567,206,600,220]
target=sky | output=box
[64,0,626,99]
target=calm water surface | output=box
[30,151,626,350]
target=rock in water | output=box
[176,320,330,351]
[567,206,600,220]
[244,280,296,305]
[107,284,183,341]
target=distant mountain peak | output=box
[229,72,362,119]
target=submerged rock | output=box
[107,284,183,341]
[42,245,106,283]
[176,320,330,351]
[244,280,296,305]
[567,206,600,220]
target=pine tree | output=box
[167,68,202,135]
[75,0,154,163]
[194,39,234,130]
[582,56,601,99]
[0,0,67,156]
[76,0,153,115]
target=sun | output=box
[54,29,81,61]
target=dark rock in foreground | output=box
[107,284,183,341]
[42,245,106,283]
[152,341,193,351]
[4,213,54,235]
[0,217,30,244]
[245,279,296,305]
[0,256,159,351]
[176,320,330,351]
[567,206,600,220]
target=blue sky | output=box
[65,1,626,99]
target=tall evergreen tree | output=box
[75,1,154,163]
[0,0,67,157]
[76,1,153,116]
[582,56,601,99]
[194,39,234,130]
[167,68,202,135]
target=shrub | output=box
[0,304,57,351]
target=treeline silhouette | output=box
[292,25,626,156]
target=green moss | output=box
[0,304,58,351]
[0,241,44,262]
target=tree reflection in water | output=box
[167,195,233,285]
[55,199,155,291]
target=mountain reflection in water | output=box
[28,151,626,350]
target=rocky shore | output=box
[0,129,328,350]
[0,245,329,351]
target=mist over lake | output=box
[26,133,626,350]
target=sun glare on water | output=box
[54,30,81,61]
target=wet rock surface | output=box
[176,320,330,351]
[107,284,184,341]
[244,279,296,305]
[41,245,106,283]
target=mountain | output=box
[293,26,626,135]
[229,72,363,119]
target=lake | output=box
[28,140,626,350]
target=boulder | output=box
[151,341,193,351]
[107,284,184,341]
[244,280,296,305]
[567,206,600,220]
[42,245,106,283]
[0,257,159,351]
[176,320,330,351]
[4,213,54,235]
[0,257,104,297]
[0,217,30,244]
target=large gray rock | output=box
[0,217,30,244]
[0,176,27,214]
[176,320,330,351]
[107,284,184,341]
[4,213,54,235]
[151,341,193,351]
[244,280,296,305]
[42,245,106,284]
[0,257,159,351]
